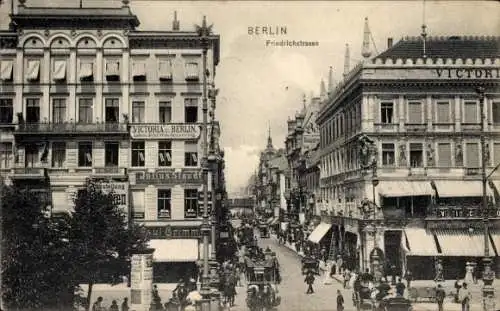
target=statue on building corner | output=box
[455,141,463,167]
[399,144,407,167]
[426,143,435,167]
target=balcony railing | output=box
[15,122,129,134]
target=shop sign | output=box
[98,181,129,215]
[147,226,172,239]
[434,67,500,79]
[130,124,201,140]
[136,169,203,185]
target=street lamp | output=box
[477,86,495,311]
[196,15,213,311]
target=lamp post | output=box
[477,86,495,311]
[196,15,212,311]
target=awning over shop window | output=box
[378,181,433,197]
[308,222,332,244]
[267,217,279,226]
[488,230,500,257]
[434,229,495,257]
[433,180,492,198]
[404,228,439,256]
[148,239,199,262]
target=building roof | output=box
[11,6,140,29]
[269,154,288,172]
[376,35,500,61]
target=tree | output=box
[69,179,149,311]
[1,184,74,311]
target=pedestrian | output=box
[391,264,397,285]
[109,300,119,311]
[305,271,315,294]
[343,269,351,289]
[395,277,406,297]
[436,284,446,311]
[336,289,344,311]
[337,255,343,275]
[92,297,104,311]
[404,268,413,289]
[454,277,462,303]
[121,297,129,311]
[459,282,471,311]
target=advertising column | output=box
[130,249,154,311]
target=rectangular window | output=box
[132,61,146,82]
[131,141,145,167]
[78,142,93,167]
[52,60,67,82]
[492,102,500,124]
[157,189,172,219]
[159,101,172,123]
[26,99,40,123]
[105,142,119,167]
[382,143,395,166]
[51,142,66,168]
[184,98,198,123]
[184,142,198,167]
[105,60,120,81]
[436,101,451,123]
[0,99,13,124]
[0,142,12,169]
[78,98,93,123]
[185,62,199,80]
[464,101,478,123]
[437,143,451,167]
[158,141,172,167]
[0,60,13,81]
[381,102,394,124]
[184,189,198,218]
[105,98,119,123]
[25,144,39,168]
[132,101,145,123]
[52,98,66,123]
[79,61,94,82]
[158,59,173,81]
[494,143,500,165]
[466,142,480,168]
[409,143,423,168]
[408,101,423,124]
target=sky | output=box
[1,0,499,196]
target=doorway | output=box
[384,230,402,275]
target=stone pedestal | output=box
[130,249,155,311]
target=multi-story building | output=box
[317,21,500,278]
[0,1,220,283]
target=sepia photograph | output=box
[0,0,499,310]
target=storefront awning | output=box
[308,222,332,244]
[404,228,439,256]
[267,217,279,226]
[148,239,199,262]
[378,181,433,197]
[433,180,492,198]
[434,229,495,257]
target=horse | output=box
[246,285,260,311]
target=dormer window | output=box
[159,60,173,81]
[26,60,40,82]
[105,60,120,82]
[52,60,67,82]
[0,60,13,81]
[79,61,94,82]
[132,61,146,82]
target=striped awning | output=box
[434,229,495,257]
[404,228,439,256]
[378,181,433,197]
[488,230,500,257]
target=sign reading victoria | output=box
[130,124,201,140]
[135,168,203,185]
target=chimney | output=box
[387,38,393,49]
[173,11,180,31]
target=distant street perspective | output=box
[0,1,499,311]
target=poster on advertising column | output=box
[99,181,130,219]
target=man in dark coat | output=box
[305,271,315,294]
[436,284,446,311]
[336,290,345,311]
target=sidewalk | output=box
[270,234,305,258]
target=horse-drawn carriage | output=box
[352,274,412,311]
[258,224,270,238]
[301,256,319,275]
[245,256,281,311]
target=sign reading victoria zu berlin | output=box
[130,124,201,140]
[135,168,203,185]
